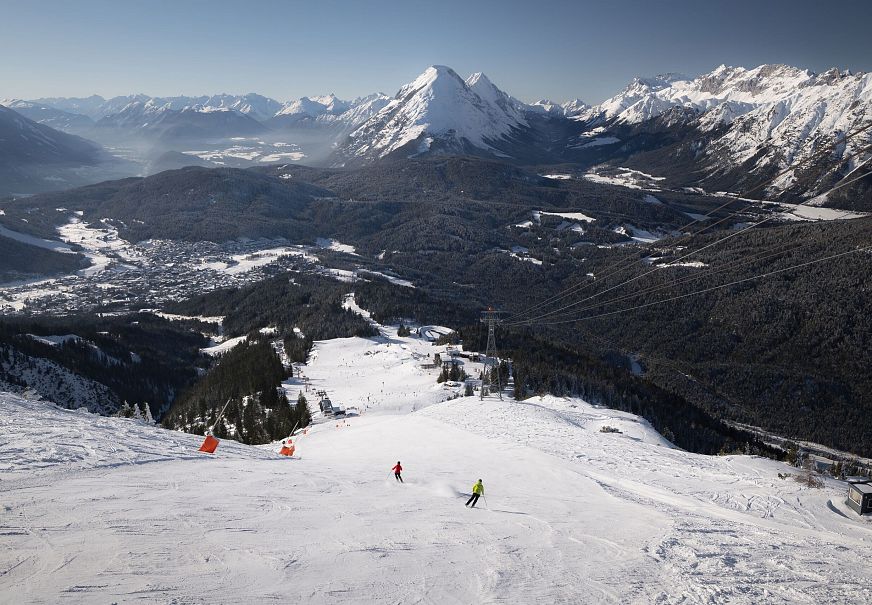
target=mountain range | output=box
[0,105,111,195]
[1,62,870,205]
[93,99,269,142]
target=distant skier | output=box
[466,479,484,507]
[392,461,403,483]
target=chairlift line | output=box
[673,123,872,234]
[505,242,805,326]
[501,124,872,324]
[686,141,872,238]
[503,134,872,325]
[506,214,778,326]
[820,155,872,197]
[515,245,869,327]
[543,140,871,323]
[502,134,872,325]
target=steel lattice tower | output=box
[480,309,502,400]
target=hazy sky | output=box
[2,0,871,104]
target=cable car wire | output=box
[502,137,872,324]
[514,245,869,327]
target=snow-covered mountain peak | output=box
[465,71,527,119]
[278,96,324,116]
[309,93,346,111]
[338,65,529,160]
[693,63,813,99]
[198,93,282,121]
[529,99,563,114]
[181,104,233,114]
[562,98,589,114]
[574,62,871,200]
[464,71,494,90]
[582,63,850,125]
[635,72,692,89]
[327,93,391,127]
[395,65,468,100]
[276,94,350,117]
[141,98,172,113]
[530,98,589,116]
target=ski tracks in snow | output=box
[4,390,872,603]
[420,396,872,604]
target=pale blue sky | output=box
[2,0,871,104]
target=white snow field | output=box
[3,310,872,604]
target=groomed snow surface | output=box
[3,306,872,604]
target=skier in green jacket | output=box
[465,479,484,507]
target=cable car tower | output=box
[480,308,503,400]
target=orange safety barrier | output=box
[199,434,220,454]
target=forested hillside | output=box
[166,274,378,339]
[0,157,745,247]
[495,218,872,455]
[0,314,208,415]
[160,275,383,443]
[0,235,88,282]
[161,338,311,444]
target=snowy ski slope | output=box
[2,306,872,604]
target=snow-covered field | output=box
[534,209,597,224]
[0,224,76,254]
[316,238,357,255]
[583,167,666,191]
[777,203,867,222]
[183,139,306,165]
[196,246,317,275]
[3,303,872,604]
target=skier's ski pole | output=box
[208,398,232,435]
[483,495,489,509]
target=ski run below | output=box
[3,308,872,604]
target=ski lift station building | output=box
[846,479,872,515]
[418,325,454,342]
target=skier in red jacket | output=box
[392,461,403,483]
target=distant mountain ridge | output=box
[93,100,269,142]
[0,105,109,195]
[0,99,95,134]
[4,62,871,205]
[267,92,392,134]
[0,106,100,163]
[26,92,391,133]
[324,63,869,205]
[574,64,872,203]
[30,93,281,122]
